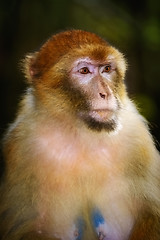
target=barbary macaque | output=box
[0,30,160,240]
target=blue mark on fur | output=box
[91,208,105,228]
[75,217,85,240]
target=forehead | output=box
[65,44,120,66]
[76,44,110,61]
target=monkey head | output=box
[24,30,127,132]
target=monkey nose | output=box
[99,93,106,99]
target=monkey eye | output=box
[102,64,111,73]
[78,67,90,74]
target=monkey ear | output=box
[22,53,40,83]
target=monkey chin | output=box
[80,109,118,132]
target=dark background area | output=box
[0,0,160,172]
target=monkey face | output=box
[68,54,124,131]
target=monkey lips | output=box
[89,109,115,122]
[79,108,118,131]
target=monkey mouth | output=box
[78,109,118,132]
[89,109,115,122]
[81,109,117,132]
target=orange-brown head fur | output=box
[24,30,106,79]
[24,30,126,82]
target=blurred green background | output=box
[0,0,160,155]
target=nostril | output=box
[99,93,106,99]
